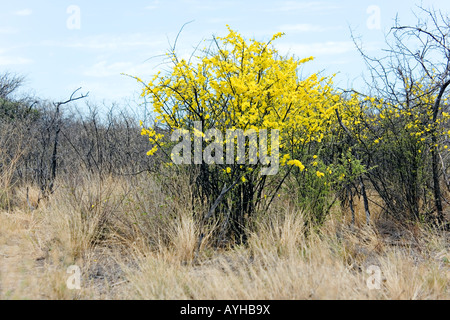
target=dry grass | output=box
[0,174,449,300]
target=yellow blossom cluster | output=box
[136,26,357,178]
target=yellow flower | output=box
[316,171,325,178]
[147,146,158,156]
[281,153,291,166]
[287,160,305,171]
[241,176,247,183]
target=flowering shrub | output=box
[340,80,450,221]
[135,26,449,242]
[134,27,366,242]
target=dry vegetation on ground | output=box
[1,173,448,300]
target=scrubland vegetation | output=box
[1,8,449,300]
[0,171,448,299]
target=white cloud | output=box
[84,61,134,78]
[43,34,165,51]
[279,23,342,33]
[272,1,340,12]
[328,59,352,65]
[82,60,158,78]
[145,0,160,10]
[14,9,32,16]
[181,0,234,11]
[277,41,356,57]
[277,40,382,58]
[0,55,33,66]
[207,17,236,24]
[0,27,18,35]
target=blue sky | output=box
[1,0,450,108]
